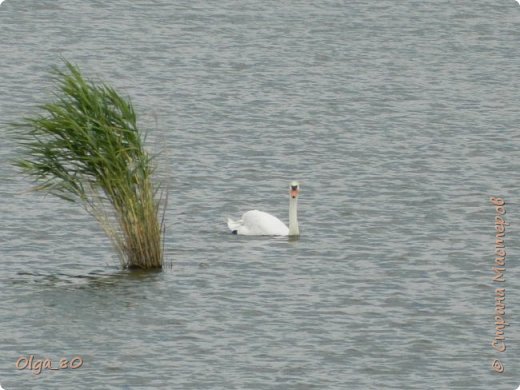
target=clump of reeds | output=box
[15,61,166,269]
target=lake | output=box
[1,0,519,388]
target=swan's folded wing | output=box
[241,210,289,235]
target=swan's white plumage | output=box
[227,210,289,236]
[228,181,300,236]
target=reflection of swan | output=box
[227,181,300,236]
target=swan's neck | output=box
[288,197,299,236]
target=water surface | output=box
[1,0,520,388]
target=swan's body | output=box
[227,181,300,236]
[227,210,289,236]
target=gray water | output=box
[1,0,520,388]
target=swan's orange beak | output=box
[290,189,299,199]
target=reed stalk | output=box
[15,61,166,269]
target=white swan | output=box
[227,181,300,236]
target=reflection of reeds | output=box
[16,61,166,269]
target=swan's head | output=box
[289,181,300,199]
